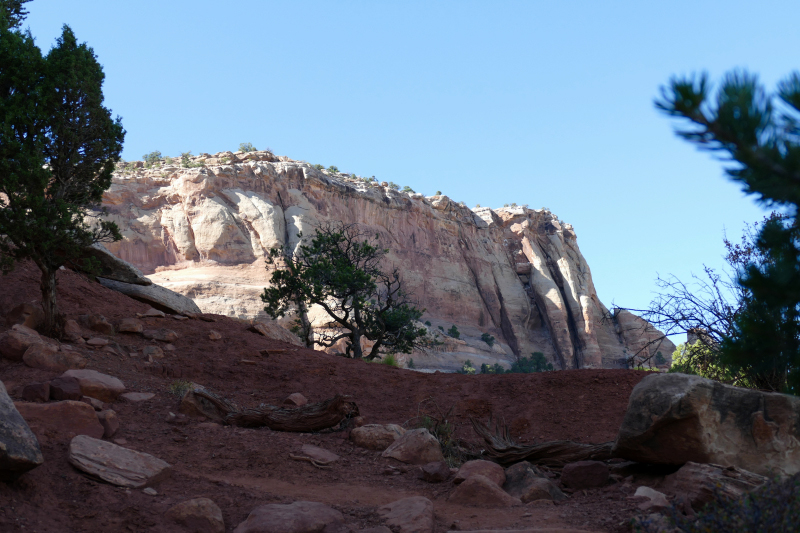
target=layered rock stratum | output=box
[100,150,673,371]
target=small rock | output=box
[5,303,44,330]
[283,392,308,407]
[118,317,144,333]
[86,337,109,347]
[504,461,568,502]
[381,428,443,464]
[420,460,451,482]
[69,435,171,488]
[164,343,176,352]
[143,328,178,343]
[633,486,670,511]
[179,387,225,422]
[171,315,189,321]
[208,330,222,341]
[166,498,225,533]
[143,487,158,496]
[142,345,164,360]
[300,444,340,464]
[97,409,120,438]
[166,412,190,425]
[233,501,344,533]
[351,424,406,451]
[23,343,86,372]
[560,460,609,489]
[15,400,104,444]
[141,308,166,318]
[81,396,105,411]
[377,496,434,533]
[88,314,114,335]
[21,382,50,403]
[49,376,83,401]
[63,319,84,342]
[352,416,366,427]
[120,392,155,402]
[61,369,125,402]
[454,459,505,486]
[113,438,127,445]
[0,379,44,481]
[448,474,522,507]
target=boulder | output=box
[377,496,434,533]
[143,328,178,343]
[21,382,50,403]
[351,424,405,451]
[381,428,444,464]
[15,400,104,444]
[81,396,105,411]
[83,242,153,285]
[118,318,144,333]
[141,308,166,318]
[142,345,165,360]
[63,319,84,343]
[661,461,768,509]
[420,460,451,483]
[23,343,86,372]
[248,321,304,347]
[86,337,109,346]
[50,376,83,401]
[97,409,119,438]
[503,461,567,502]
[300,444,340,464]
[97,277,201,315]
[88,314,114,335]
[68,435,171,487]
[0,380,44,481]
[120,392,155,402]
[448,474,522,507]
[632,486,670,512]
[179,386,225,422]
[5,303,44,331]
[233,501,344,533]
[284,392,308,407]
[454,460,505,486]
[0,325,49,361]
[61,369,125,402]
[166,498,225,533]
[612,373,800,476]
[560,461,609,489]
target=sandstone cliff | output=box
[101,150,674,371]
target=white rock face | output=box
[101,151,674,371]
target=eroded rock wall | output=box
[102,151,673,371]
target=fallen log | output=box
[189,388,359,432]
[470,418,613,467]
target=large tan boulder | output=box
[15,400,104,444]
[448,474,522,507]
[377,496,434,533]
[166,498,225,533]
[68,435,171,488]
[350,424,405,451]
[233,501,344,533]
[0,325,51,361]
[23,343,86,372]
[612,373,800,476]
[61,369,125,402]
[97,277,201,315]
[381,428,444,465]
[454,459,505,486]
[0,380,43,481]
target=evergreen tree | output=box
[656,70,800,392]
[0,5,124,335]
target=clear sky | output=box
[23,1,799,326]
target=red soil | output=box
[0,262,654,532]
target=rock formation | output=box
[100,150,673,370]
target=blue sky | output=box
[24,1,799,324]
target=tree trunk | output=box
[351,331,363,359]
[294,299,314,348]
[38,265,61,337]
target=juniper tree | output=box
[0,7,124,335]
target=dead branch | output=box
[192,389,359,432]
[471,418,613,467]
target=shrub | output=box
[508,352,553,373]
[457,360,476,374]
[312,163,325,170]
[401,185,415,193]
[447,325,460,339]
[165,156,173,165]
[407,358,415,369]
[435,190,442,195]
[220,156,231,164]
[239,142,256,152]
[168,380,193,397]
[387,181,400,190]
[480,363,505,374]
[143,150,162,165]
[481,332,495,346]
[381,353,399,367]
[424,320,431,326]
[327,165,339,173]
[503,203,509,207]
[438,325,444,331]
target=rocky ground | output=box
[1,262,674,532]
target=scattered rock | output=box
[382,428,444,464]
[97,409,119,438]
[61,369,126,402]
[88,314,114,335]
[454,459,506,486]
[49,376,83,401]
[166,498,225,533]
[141,308,166,318]
[560,461,609,489]
[142,345,165,360]
[420,460,451,482]
[23,343,86,372]
[68,435,171,488]
[377,496,434,533]
[86,337,109,347]
[5,303,44,331]
[21,382,50,403]
[143,487,158,496]
[247,321,304,347]
[233,501,344,533]
[118,317,144,333]
[143,328,179,343]
[0,325,48,361]
[81,396,105,411]
[613,373,800,476]
[97,277,201,315]
[284,392,308,407]
[632,486,670,511]
[661,461,768,509]
[14,400,104,444]
[208,330,222,340]
[504,461,568,502]
[120,392,155,402]
[63,319,84,343]
[351,424,406,451]
[0,379,44,481]
[179,386,225,422]
[300,444,340,464]
[448,474,522,507]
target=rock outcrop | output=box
[100,150,674,370]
